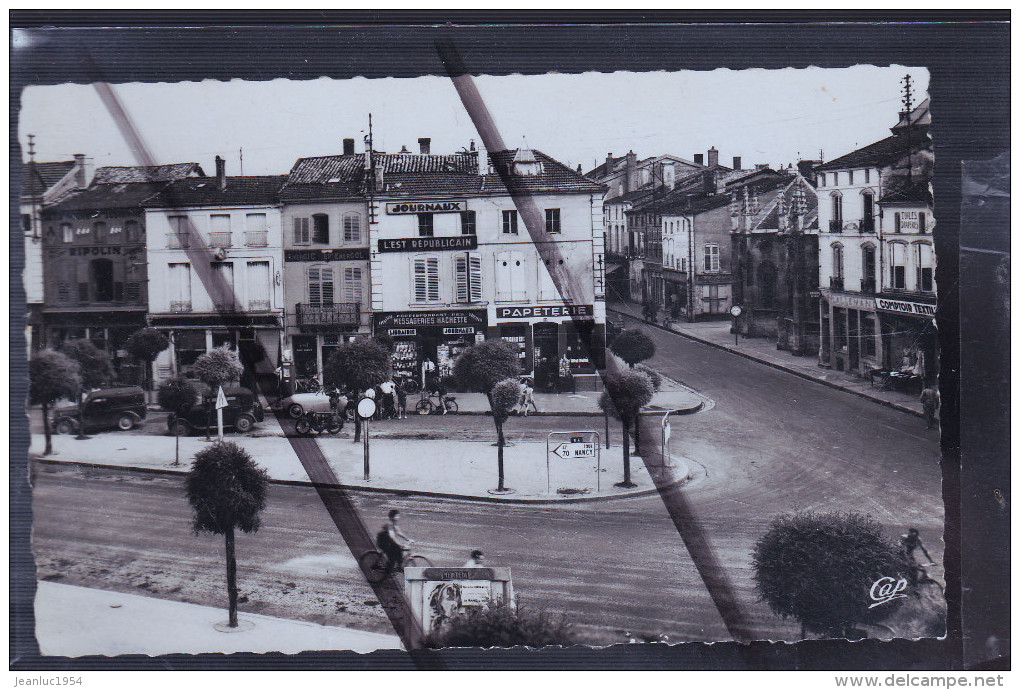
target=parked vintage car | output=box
[168,384,265,435]
[53,386,148,435]
[276,390,348,419]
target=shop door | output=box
[847,309,860,372]
[533,323,559,391]
[293,335,317,378]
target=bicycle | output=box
[395,375,420,395]
[358,546,434,583]
[294,375,321,394]
[415,390,459,415]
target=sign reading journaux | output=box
[385,200,467,215]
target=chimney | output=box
[215,156,226,191]
[577,164,583,174]
[605,152,613,176]
[624,150,637,193]
[73,153,88,187]
[694,153,704,166]
[418,138,431,155]
[707,147,719,168]
[663,162,676,189]
[343,138,355,155]
[732,156,742,170]
[755,163,767,171]
[470,139,476,152]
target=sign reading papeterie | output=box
[378,236,478,252]
[385,200,467,215]
[496,304,593,319]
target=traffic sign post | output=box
[661,410,673,468]
[729,305,743,347]
[215,385,228,443]
[546,431,601,494]
[357,396,377,480]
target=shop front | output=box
[492,304,605,391]
[373,309,487,387]
[819,291,880,376]
[876,296,938,386]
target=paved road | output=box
[28,316,943,645]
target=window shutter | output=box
[343,267,362,303]
[455,254,469,303]
[427,257,440,302]
[539,258,558,300]
[321,268,334,305]
[413,257,428,302]
[469,252,482,302]
[495,253,510,301]
[510,252,527,301]
[308,268,321,305]
[248,261,270,304]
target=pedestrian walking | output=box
[463,550,485,567]
[920,387,940,429]
[518,380,538,417]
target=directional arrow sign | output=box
[552,442,596,459]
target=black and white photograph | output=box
[10,14,1010,677]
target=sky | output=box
[18,66,928,177]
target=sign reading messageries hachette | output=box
[385,200,468,215]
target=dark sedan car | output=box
[168,385,264,435]
[53,386,149,435]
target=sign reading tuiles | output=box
[386,200,467,215]
[378,236,478,252]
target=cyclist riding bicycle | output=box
[376,509,414,574]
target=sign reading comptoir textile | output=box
[875,298,936,317]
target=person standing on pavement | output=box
[463,550,485,567]
[394,379,407,419]
[379,379,396,419]
[518,379,538,417]
[920,387,940,429]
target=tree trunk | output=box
[225,526,238,627]
[172,413,180,466]
[618,419,634,487]
[42,402,52,456]
[205,399,212,441]
[633,412,641,454]
[496,420,506,492]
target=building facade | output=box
[816,98,934,380]
[280,141,372,381]
[729,171,821,354]
[369,144,607,391]
[145,160,286,384]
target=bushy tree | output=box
[60,339,114,390]
[193,346,244,440]
[752,511,914,638]
[454,339,521,493]
[425,599,575,649]
[324,338,390,442]
[158,376,199,466]
[185,441,269,628]
[124,328,170,394]
[598,370,654,487]
[635,364,663,391]
[610,329,656,368]
[29,350,82,456]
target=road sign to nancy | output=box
[552,441,597,459]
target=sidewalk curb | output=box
[608,307,925,419]
[31,455,692,505]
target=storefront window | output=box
[862,312,877,358]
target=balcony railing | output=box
[167,232,190,249]
[828,219,843,233]
[170,300,192,313]
[247,299,271,312]
[296,302,360,327]
[860,217,876,233]
[860,278,876,294]
[208,232,233,248]
[829,276,844,290]
[244,230,268,247]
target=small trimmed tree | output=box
[425,599,575,649]
[193,346,244,440]
[124,328,170,397]
[60,340,114,439]
[158,376,199,466]
[324,338,390,442]
[752,511,914,638]
[454,339,521,493]
[29,350,82,456]
[598,369,654,488]
[610,329,656,368]
[185,441,269,628]
[635,364,663,391]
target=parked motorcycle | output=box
[294,411,344,435]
